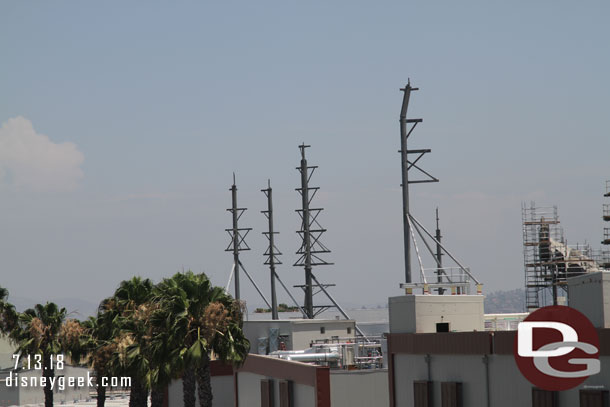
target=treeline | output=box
[0,271,249,407]
[484,288,526,313]
[254,303,300,313]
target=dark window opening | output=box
[320,327,325,334]
[413,381,433,407]
[436,322,449,333]
[347,327,352,334]
[261,379,274,407]
[279,380,293,407]
[441,382,463,407]
[580,389,609,407]
[532,388,558,407]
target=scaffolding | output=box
[522,203,563,309]
[522,202,600,310]
[603,181,610,263]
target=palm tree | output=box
[12,302,67,407]
[111,277,155,407]
[154,271,249,407]
[0,286,17,335]
[79,306,122,407]
[145,312,183,407]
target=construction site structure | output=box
[602,180,610,268]
[521,202,601,310]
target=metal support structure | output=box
[237,260,272,309]
[225,174,252,301]
[310,273,369,341]
[396,81,481,295]
[435,208,445,294]
[602,181,610,269]
[262,180,280,320]
[294,144,333,319]
[409,214,480,285]
[435,208,443,281]
[399,80,438,284]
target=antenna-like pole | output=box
[225,174,251,301]
[262,179,280,320]
[231,175,240,300]
[295,144,333,319]
[400,81,416,283]
[398,80,436,286]
[435,208,445,294]
[299,144,314,318]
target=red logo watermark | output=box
[514,305,600,391]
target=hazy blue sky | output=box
[1,2,609,311]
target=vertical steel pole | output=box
[400,83,413,284]
[435,208,445,295]
[299,146,314,318]
[435,208,443,281]
[231,177,240,300]
[265,181,279,320]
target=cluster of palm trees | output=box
[0,271,250,407]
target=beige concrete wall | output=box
[0,338,16,370]
[392,354,428,406]
[330,369,388,407]
[168,375,234,407]
[393,352,610,407]
[389,295,484,334]
[291,320,355,350]
[569,271,610,328]
[235,371,315,407]
[244,319,356,352]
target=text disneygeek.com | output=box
[4,372,131,390]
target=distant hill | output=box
[484,288,525,314]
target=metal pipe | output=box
[408,217,426,283]
[225,263,235,293]
[285,352,340,362]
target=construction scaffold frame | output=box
[521,202,602,310]
[602,180,610,267]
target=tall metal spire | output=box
[435,208,444,294]
[225,174,252,300]
[399,80,438,285]
[262,179,280,320]
[294,144,333,319]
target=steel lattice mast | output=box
[294,144,333,319]
[262,180,280,320]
